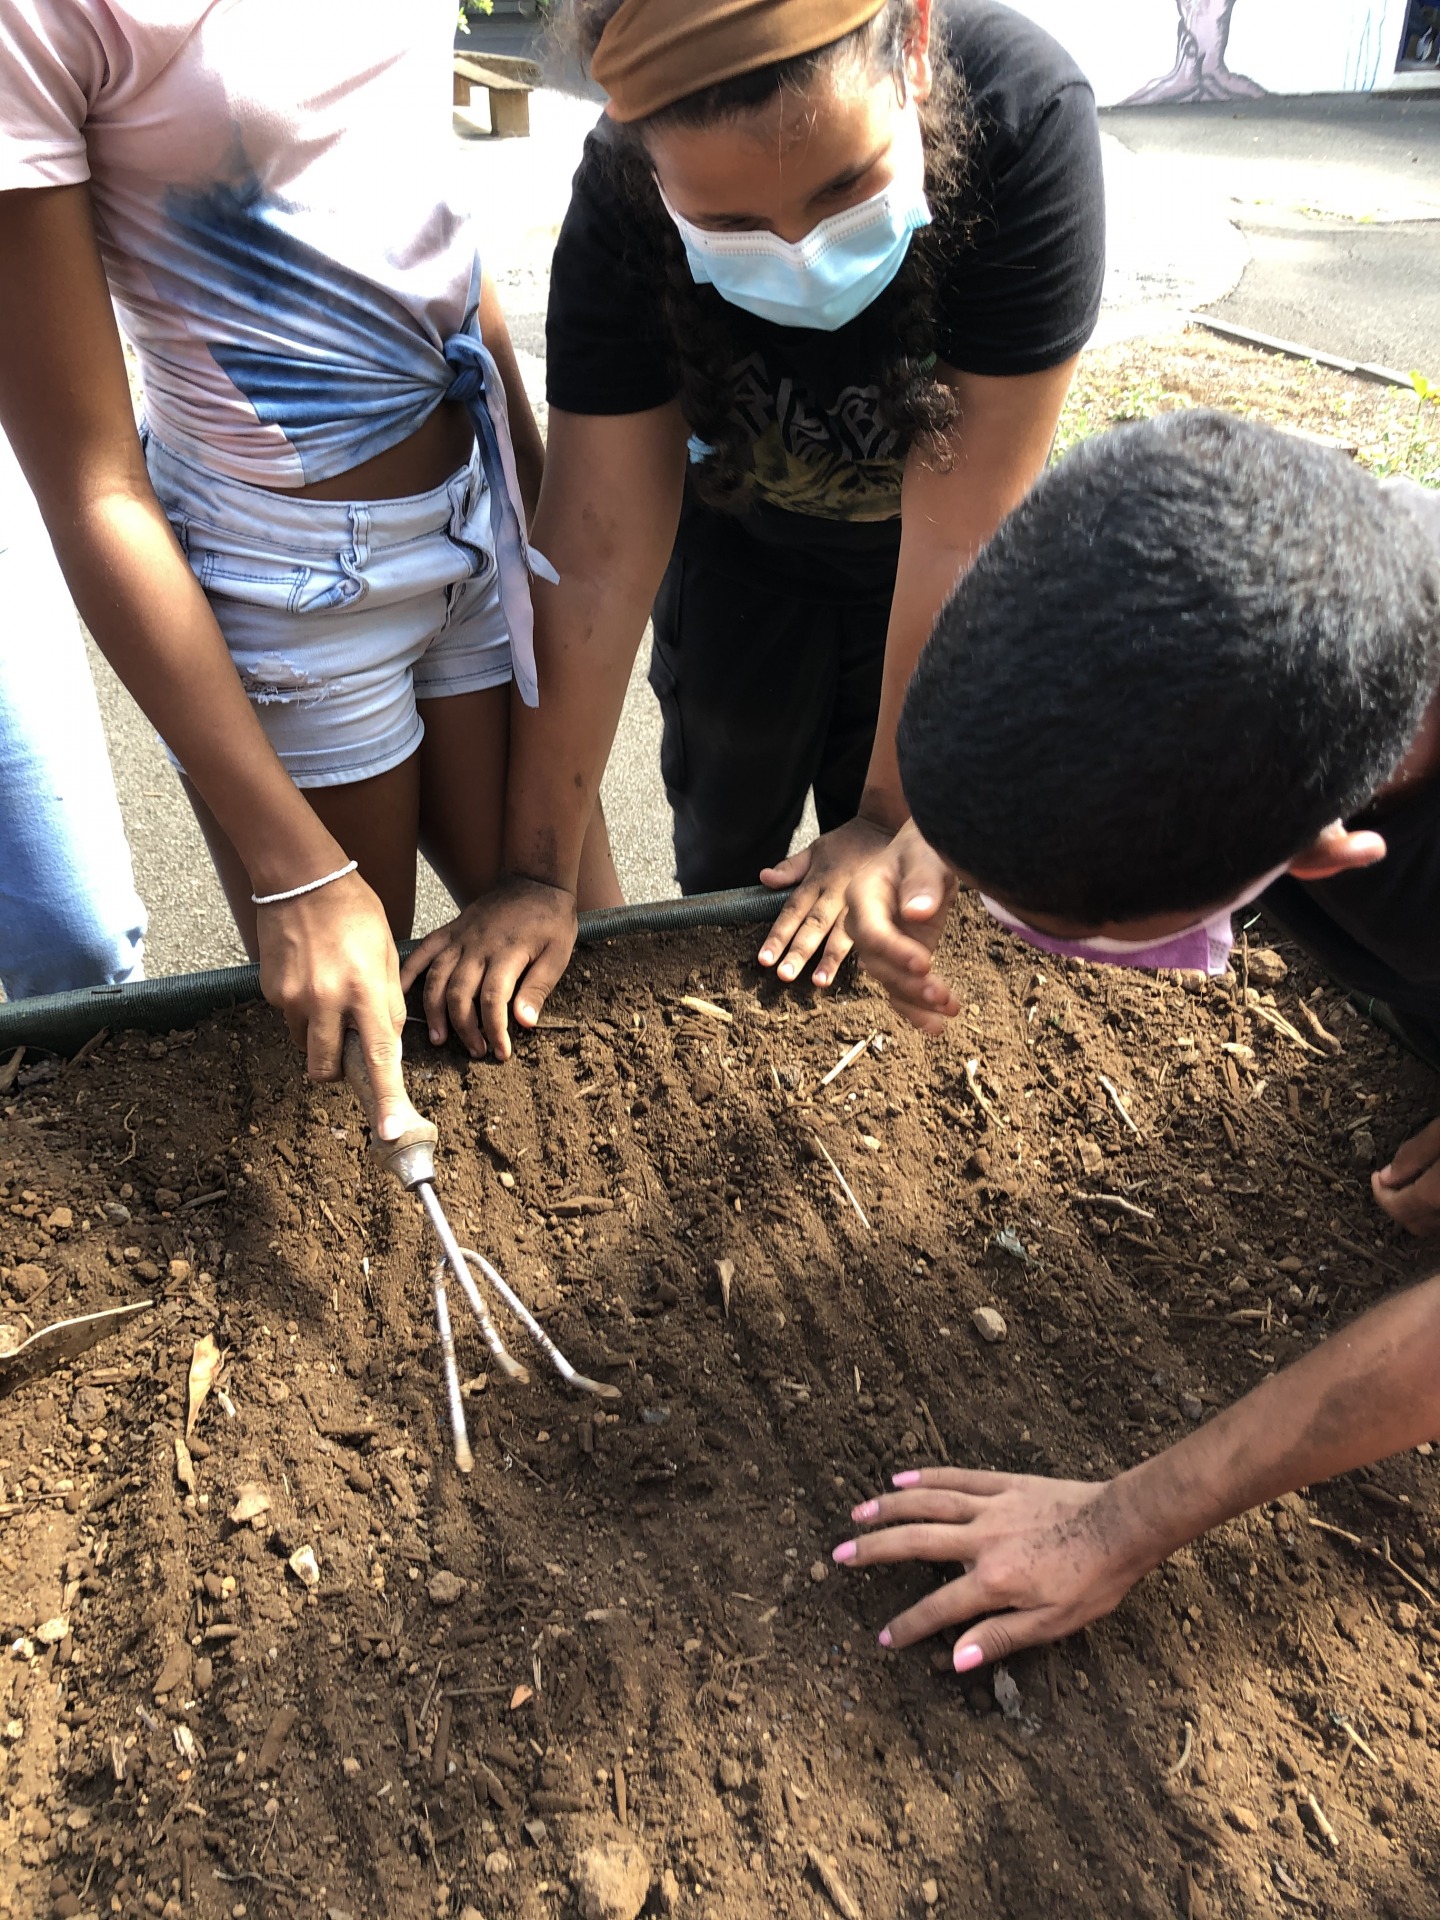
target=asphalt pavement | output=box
[79,87,1440,977]
[1102,91,1440,372]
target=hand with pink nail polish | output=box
[832,1465,1146,1673]
[843,821,962,1035]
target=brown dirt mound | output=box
[2,903,1438,1920]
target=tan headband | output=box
[592,0,889,124]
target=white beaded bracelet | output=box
[250,859,359,907]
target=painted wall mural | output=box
[1125,1,1265,105]
[1005,1,1425,106]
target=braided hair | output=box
[548,1,972,510]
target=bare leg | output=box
[415,685,510,905]
[181,756,421,958]
[578,798,625,911]
[1125,0,1265,104]
[420,684,623,911]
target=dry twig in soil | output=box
[810,1135,872,1232]
[820,1033,877,1089]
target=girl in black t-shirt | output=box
[407,0,1106,1057]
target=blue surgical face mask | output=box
[659,106,932,332]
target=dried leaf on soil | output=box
[185,1332,223,1439]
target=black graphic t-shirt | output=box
[545,0,1105,570]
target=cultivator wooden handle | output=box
[341,1031,438,1189]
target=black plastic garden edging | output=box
[0,885,789,1058]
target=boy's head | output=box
[898,410,1440,936]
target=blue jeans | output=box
[0,431,146,1000]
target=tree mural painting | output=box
[1125,0,1266,103]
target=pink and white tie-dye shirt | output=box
[0,0,484,486]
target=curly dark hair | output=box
[547,1,971,510]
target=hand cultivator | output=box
[343,1036,619,1474]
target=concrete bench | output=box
[453,51,541,139]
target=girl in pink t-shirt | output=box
[0,0,566,1119]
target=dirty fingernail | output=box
[759,949,774,965]
[878,1628,893,1649]
[852,1500,879,1522]
[892,1470,920,1488]
[518,1003,536,1024]
[953,1644,984,1673]
[832,1541,857,1565]
[814,972,829,987]
[906,894,935,914]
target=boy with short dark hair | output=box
[854,408,1440,1223]
[831,411,1440,1673]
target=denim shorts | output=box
[145,431,513,789]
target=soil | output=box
[1055,326,1440,487]
[2,906,1439,1920]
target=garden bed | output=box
[1,902,1438,1920]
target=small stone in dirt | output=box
[574,1839,651,1920]
[717,1756,745,1791]
[1411,1706,1429,1739]
[153,1187,181,1210]
[257,1706,299,1774]
[154,1644,190,1697]
[1076,1139,1105,1178]
[971,1307,1007,1344]
[194,1657,213,1693]
[287,1546,320,1588]
[35,1617,69,1646]
[1246,947,1288,985]
[134,1259,162,1282]
[659,1869,681,1915]
[9,1263,48,1299]
[1352,1130,1376,1166]
[428,1569,465,1607]
[229,1483,271,1525]
[485,1849,514,1878]
[1225,1804,1259,1833]
[45,1207,73,1231]
[809,1560,829,1585]
[1179,1393,1205,1424]
[921,1882,939,1909]
[52,1897,81,1919]
[341,1755,361,1777]
[346,1467,373,1494]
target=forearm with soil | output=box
[861,360,1079,823]
[1097,1272,1440,1583]
[479,269,545,524]
[501,404,688,893]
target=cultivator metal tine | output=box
[431,1266,475,1476]
[465,1248,623,1402]
[443,1251,529,1383]
[419,1184,529,1383]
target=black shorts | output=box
[648,505,898,894]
